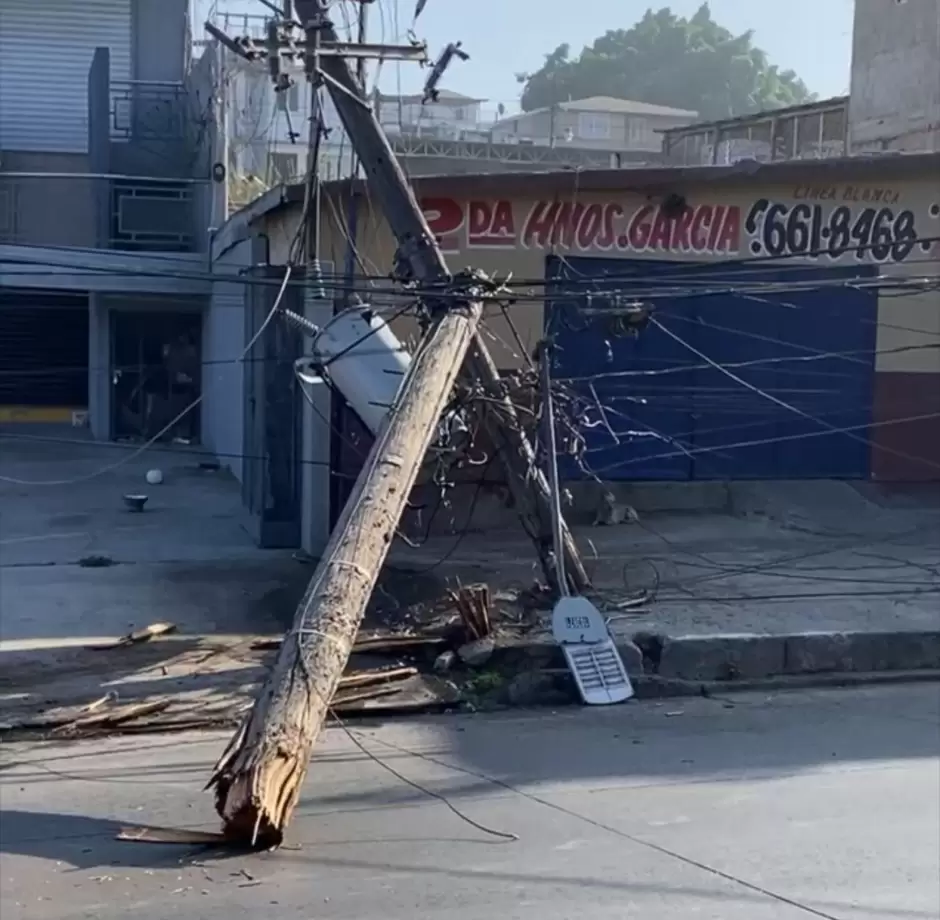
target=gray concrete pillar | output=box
[88,294,111,441]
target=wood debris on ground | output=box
[1,583,523,742]
[449,582,492,640]
[116,826,230,846]
[251,634,447,654]
[91,621,178,650]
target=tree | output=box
[519,4,814,121]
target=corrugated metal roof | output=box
[495,96,700,127]
[290,149,940,206]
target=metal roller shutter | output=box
[0,0,131,153]
[0,290,89,408]
[547,255,878,481]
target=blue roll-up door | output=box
[546,255,878,481]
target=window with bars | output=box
[577,112,612,140]
[628,117,651,144]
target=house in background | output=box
[661,97,849,166]
[206,4,665,189]
[0,0,225,445]
[376,90,492,142]
[490,96,698,153]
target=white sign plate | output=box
[552,596,634,705]
[551,596,609,645]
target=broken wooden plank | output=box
[352,635,445,653]
[54,699,173,734]
[91,622,177,651]
[331,685,402,708]
[338,666,417,690]
[250,634,445,655]
[117,825,230,845]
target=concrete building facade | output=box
[0,0,223,441]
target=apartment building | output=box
[0,0,225,442]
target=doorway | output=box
[110,310,202,442]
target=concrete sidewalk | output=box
[2,429,939,723]
[389,480,940,691]
[0,427,302,647]
[0,429,311,729]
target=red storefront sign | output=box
[420,197,743,256]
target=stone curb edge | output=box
[489,628,940,684]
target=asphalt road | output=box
[1,684,938,920]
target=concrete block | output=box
[506,670,576,707]
[784,632,875,674]
[657,633,786,682]
[615,638,645,677]
[864,631,940,672]
[457,636,496,668]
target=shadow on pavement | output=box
[0,810,237,871]
[296,684,940,815]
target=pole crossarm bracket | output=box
[204,21,428,66]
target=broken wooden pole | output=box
[312,18,590,595]
[206,299,485,849]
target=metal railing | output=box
[662,98,849,166]
[205,7,271,41]
[0,172,208,253]
[110,80,195,142]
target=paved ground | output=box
[1,684,938,920]
[390,487,940,638]
[0,427,303,648]
[1,428,938,729]
[0,429,453,730]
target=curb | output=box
[493,668,940,709]
[487,628,940,686]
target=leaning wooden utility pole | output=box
[205,0,587,848]
[311,14,588,594]
[210,295,485,848]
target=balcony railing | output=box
[109,178,198,252]
[110,80,193,143]
[0,172,208,253]
[662,98,849,166]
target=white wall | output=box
[850,0,940,151]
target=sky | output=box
[198,0,856,114]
